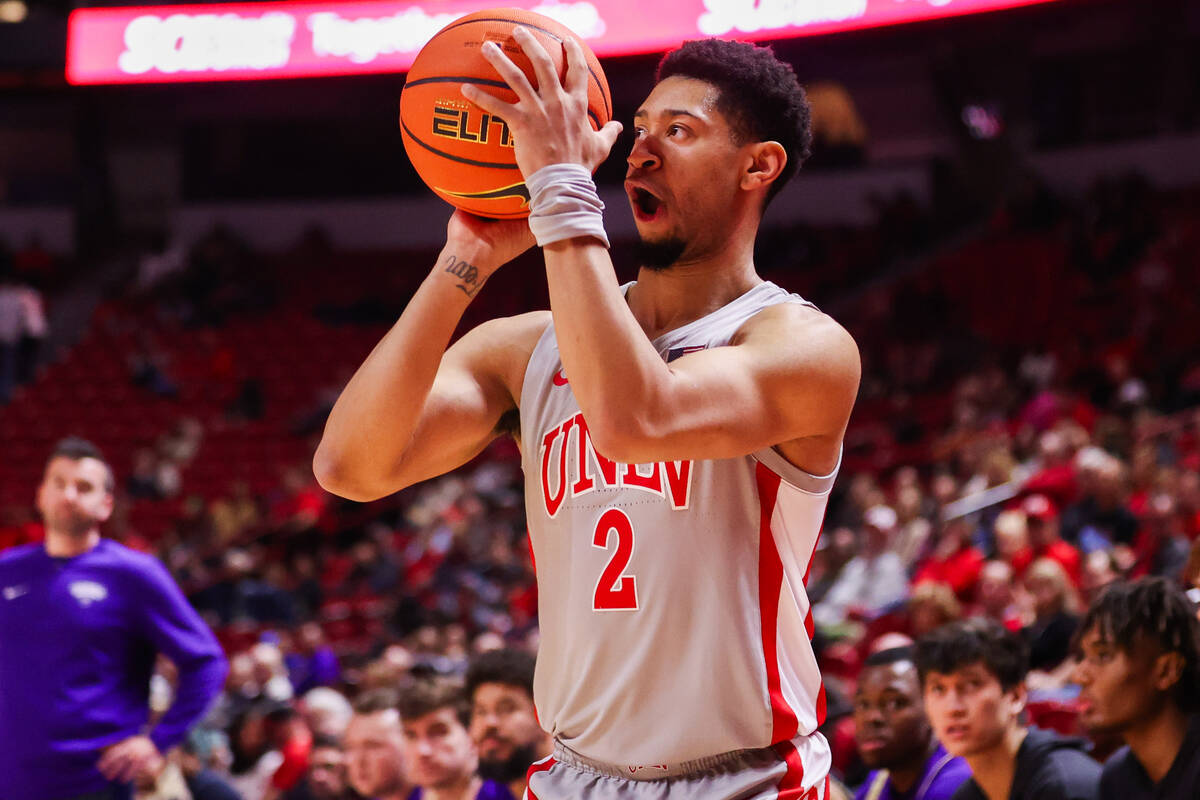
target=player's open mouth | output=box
[630,186,665,222]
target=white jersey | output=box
[519,281,839,774]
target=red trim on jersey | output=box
[524,755,557,800]
[773,739,808,798]
[756,463,800,743]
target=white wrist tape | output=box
[526,164,609,248]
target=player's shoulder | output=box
[96,539,172,582]
[458,310,553,391]
[0,542,42,567]
[737,298,860,376]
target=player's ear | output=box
[740,141,786,193]
[1153,651,1185,693]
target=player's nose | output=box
[626,135,660,171]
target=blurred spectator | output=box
[128,332,180,398]
[1018,494,1082,586]
[283,734,351,800]
[1080,550,1121,605]
[1062,449,1138,549]
[14,277,46,386]
[1072,578,1200,799]
[0,267,21,403]
[12,234,54,285]
[1128,492,1190,580]
[917,620,1101,800]
[914,518,985,603]
[973,561,1023,632]
[853,647,970,800]
[180,727,242,800]
[816,506,909,630]
[1022,558,1081,678]
[908,582,964,640]
[210,482,263,544]
[343,689,410,800]
[399,678,516,800]
[286,622,342,695]
[993,510,1031,573]
[464,649,551,800]
[300,688,353,740]
[805,81,867,168]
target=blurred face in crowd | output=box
[976,561,1014,618]
[343,710,407,798]
[403,706,478,790]
[1071,625,1182,736]
[923,663,1023,759]
[470,683,546,776]
[307,745,349,800]
[37,456,113,536]
[854,660,931,770]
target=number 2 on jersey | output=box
[592,508,639,611]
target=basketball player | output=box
[316,35,860,799]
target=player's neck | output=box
[424,774,481,800]
[44,527,101,558]
[887,736,939,793]
[1123,702,1190,784]
[964,725,1026,800]
[629,247,761,341]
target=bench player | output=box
[316,34,860,799]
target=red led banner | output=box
[66,0,1059,85]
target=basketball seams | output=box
[430,14,611,119]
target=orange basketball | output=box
[399,8,612,219]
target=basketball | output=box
[399,8,612,219]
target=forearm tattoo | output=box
[443,254,487,298]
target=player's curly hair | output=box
[656,39,812,206]
[1075,577,1200,712]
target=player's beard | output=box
[477,742,542,785]
[633,235,687,272]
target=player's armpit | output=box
[316,311,548,501]
[591,303,860,468]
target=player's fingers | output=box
[479,40,536,104]
[512,27,559,97]
[460,84,515,121]
[96,746,121,777]
[597,120,624,154]
[563,36,588,98]
[101,751,128,781]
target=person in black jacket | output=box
[916,620,1100,800]
[1072,577,1200,800]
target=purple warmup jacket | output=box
[0,539,228,800]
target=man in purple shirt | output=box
[854,646,971,800]
[0,437,229,800]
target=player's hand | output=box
[461,27,622,177]
[97,735,164,784]
[444,209,536,274]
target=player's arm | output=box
[544,243,860,465]
[314,214,545,502]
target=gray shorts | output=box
[525,735,831,800]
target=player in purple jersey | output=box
[0,437,228,800]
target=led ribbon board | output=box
[67,0,1059,85]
